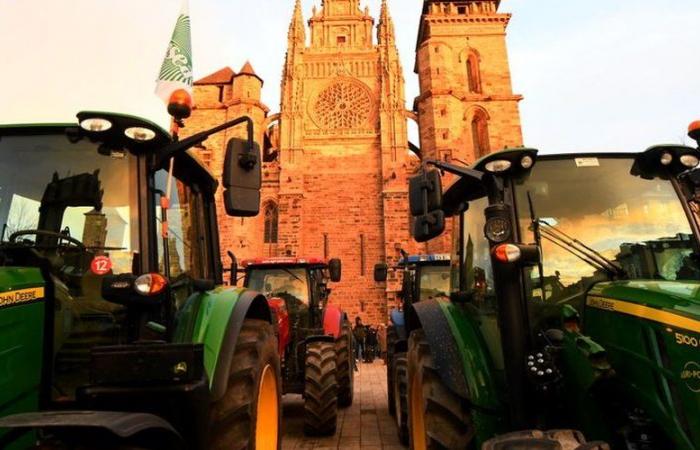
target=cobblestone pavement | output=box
[281,360,407,450]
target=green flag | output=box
[155,0,193,104]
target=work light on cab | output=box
[660,152,673,166]
[520,155,534,169]
[680,154,699,168]
[79,117,112,132]
[134,273,168,296]
[124,127,156,142]
[484,159,512,173]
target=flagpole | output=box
[155,0,193,279]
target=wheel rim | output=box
[255,364,279,450]
[410,369,427,450]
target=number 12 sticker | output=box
[91,256,113,275]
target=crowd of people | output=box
[352,317,387,363]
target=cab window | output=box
[154,169,213,281]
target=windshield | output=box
[247,267,309,305]
[418,265,450,300]
[515,157,700,309]
[0,131,140,401]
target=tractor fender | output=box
[390,309,407,341]
[0,411,183,449]
[210,289,271,401]
[175,287,272,403]
[406,299,501,410]
[322,305,343,339]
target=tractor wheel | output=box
[304,341,338,436]
[393,352,409,445]
[336,320,354,407]
[208,319,281,450]
[386,325,398,416]
[407,329,474,450]
[482,430,610,450]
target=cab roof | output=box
[242,257,328,268]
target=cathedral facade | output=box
[186,0,522,324]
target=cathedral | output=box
[186,0,523,323]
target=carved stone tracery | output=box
[311,80,372,130]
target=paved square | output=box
[281,360,406,450]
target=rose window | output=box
[313,81,372,130]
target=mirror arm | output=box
[156,116,255,166]
[424,159,485,181]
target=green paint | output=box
[0,268,46,448]
[174,286,245,387]
[436,300,504,444]
[583,284,700,449]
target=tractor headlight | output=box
[484,216,511,243]
[125,127,156,142]
[134,273,168,296]
[79,117,112,132]
[680,154,699,168]
[484,160,512,173]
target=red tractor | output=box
[240,257,353,436]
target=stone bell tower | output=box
[415,0,523,253]
[275,0,412,322]
[415,0,523,165]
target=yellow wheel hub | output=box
[410,371,427,450]
[255,364,279,450]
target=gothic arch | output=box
[469,107,491,159]
[459,48,483,93]
[263,201,279,244]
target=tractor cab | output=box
[0,112,273,450]
[407,143,700,448]
[243,257,339,332]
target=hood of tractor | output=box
[584,280,700,448]
[589,280,700,322]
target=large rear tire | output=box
[386,325,398,416]
[208,319,281,450]
[394,352,409,445]
[336,320,354,407]
[407,329,474,450]
[304,341,338,436]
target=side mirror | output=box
[328,258,342,282]
[223,138,261,217]
[409,169,445,242]
[373,263,388,282]
[409,169,442,216]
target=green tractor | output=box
[0,112,281,449]
[374,252,451,444]
[405,140,700,449]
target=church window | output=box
[337,36,346,45]
[467,53,482,93]
[263,202,278,244]
[217,86,224,102]
[312,81,372,130]
[471,110,490,158]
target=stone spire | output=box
[287,0,306,47]
[377,0,395,46]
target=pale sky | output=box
[1,0,698,153]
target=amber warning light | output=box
[688,120,700,147]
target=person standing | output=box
[353,317,366,363]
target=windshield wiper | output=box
[537,220,626,279]
[527,191,547,301]
[281,267,303,282]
